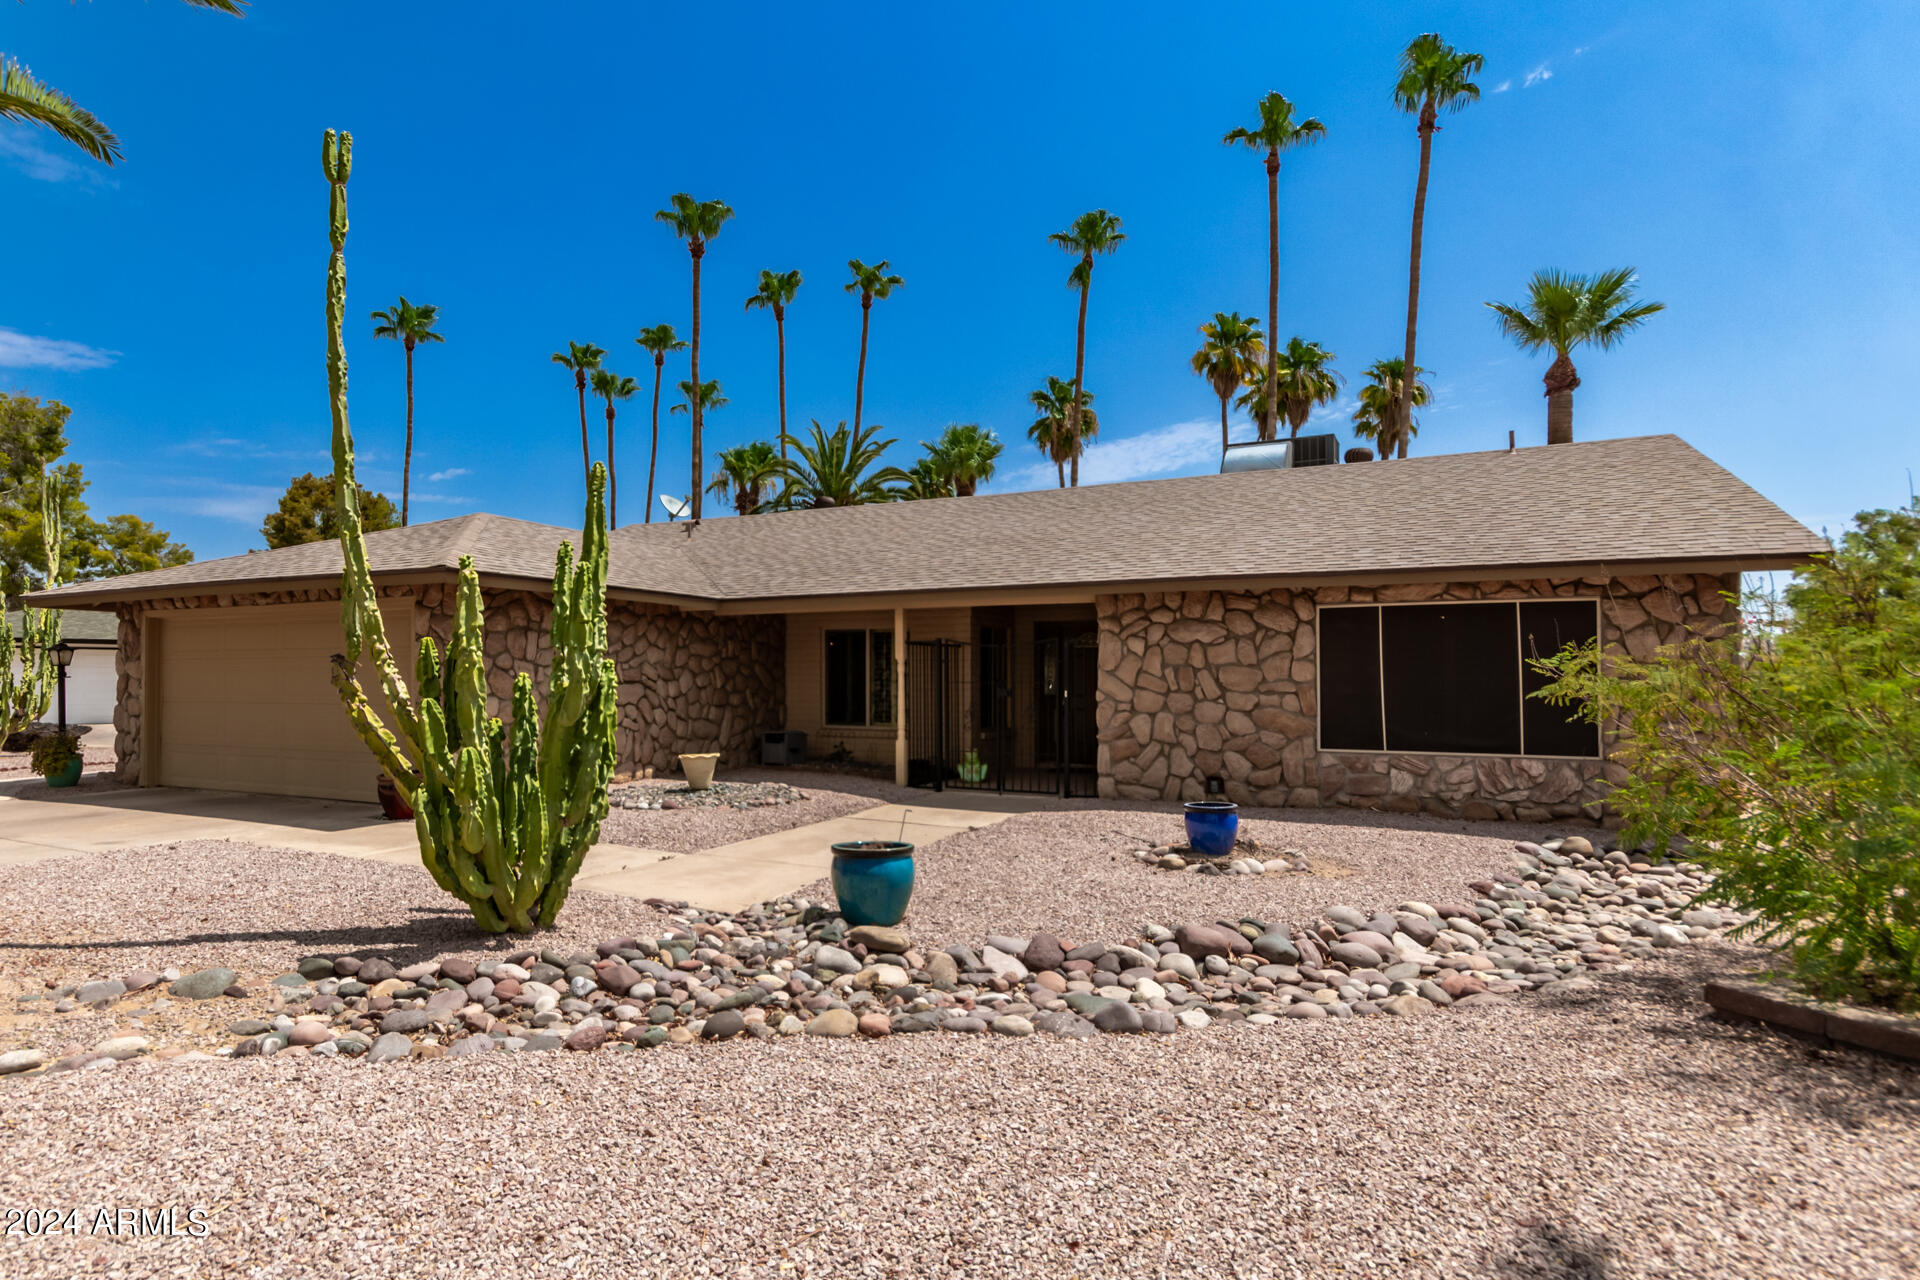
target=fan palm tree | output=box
[1395,33,1483,457]
[922,423,1003,497]
[899,457,954,502]
[633,324,687,524]
[844,259,903,436]
[1028,377,1097,490]
[590,368,639,526]
[1486,269,1665,444]
[1190,311,1265,454]
[1,2,244,166]
[655,193,735,519]
[1048,210,1126,486]
[777,420,909,509]
[744,269,803,462]
[1350,357,1431,459]
[670,378,728,434]
[706,441,784,516]
[368,296,444,526]
[1223,92,1326,441]
[550,341,605,500]
[1270,337,1343,441]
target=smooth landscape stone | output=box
[806,1009,858,1037]
[0,1049,48,1075]
[989,1014,1034,1037]
[1020,932,1067,971]
[890,1011,941,1034]
[1174,923,1242,960]
[366,1032,413,1064]
[287,1022,334,1047]
[1382,994,1435,1017]
[1284,1001,1328,1019]
[447,1036,494,1057]
[1250,933,1300,964]
[942,1015,988,1034]
[979,946,1029,982]
[813,945,860,975]
[1175,1009,1211,1030]
[228,1018,271,1036]
[1139,1010,1178,1035]
[169,968,238,1000]
[1032,1011,1097,1040]
[565,1023,609,1051]
[1091,1001,1144,1033]
[846,925,910,954]
[76,979,126,1004]
[1326,905,1369,929]
[856,1013,892,1038]
[701,1010,747,1040]
[380,1010,432,1034]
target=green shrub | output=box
[29,731,80,777]
[1534,504,1920,1009]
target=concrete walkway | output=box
[0,774,1009,913]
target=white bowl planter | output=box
[678,752,720,791]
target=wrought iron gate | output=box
[907,632,1097,797]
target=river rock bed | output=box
[0,833,1741,1074]
[1138,837,1313,875]
[609,779,809,811]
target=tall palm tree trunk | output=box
[605,403,618,527]
[1219,393,1230,455]
[689,248,704,521]
[775,305,789,463]
[575,373,591,501]
[854,297,871,436]
[646,357,662,523]
[401,339,415,526]
[1399,103,1436,462]
[1263,148,1280,444]
[1069,264,1090,487]
[1544,353,1580,445]
[1056,459,1065,489]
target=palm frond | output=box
[0,57,120,164]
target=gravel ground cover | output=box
[1,940,1915,1279]
[597,772,883,852]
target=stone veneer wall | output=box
[1094,573,1739,822]
[111,584,783,784]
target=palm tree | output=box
[922,423,1003,497]
[1223,93,1326,441]
[777,420,910,509]
[744,269,803,462]
[670,379,728,505]
[633,324,687,524]
[590,368,639,526]
[706,441,784,515]
[1048,211,1126,486]
[1,2,243,166]
[655,193,735,520]
[550,341,605,501]
[844,259,903,436]
[1027,377,1097,489]
[368,296,444,526]
[1394,34,1483,458]
[1350,357,1432,459]
[1270,337,1343,441]
[1486,269,1665,444]
[1190,311,1265,454]
[899,457,954,501]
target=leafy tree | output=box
[70,514,192,579]
[0,2,243,166]
[1533,504,1920,1008]
[369,296,444,525]
[655,193,735,520]
[590,368,638,527]
[1270,336,1343,441]
[1027,377,1096,490]
[1223,92,1325,441]
[633,324,687,524]
[1349,357,1430,458]
[706,441,783,515]
[921,423,1003,497]
[1394,33,1482,458]
[844,259,903,437]
[1191,311,1265,454]
[1048,210,1125,486]
[777,420,909,509]
[1486,268,1664,445]
[745,269,803,462]
[261,471,397,549]
[550,340,605,502]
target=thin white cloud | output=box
[0,327,119,371]
[408,491,474,506]
[991,417,1226,493]
[1524,63,1554,87]
[171,435,323,463]
[1491,79,1513,94]
[0,131,112,186]
[426,467,470,483]
[142,479,284,525]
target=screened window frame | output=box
[1314,598,1602,760]
[822,628,898,728]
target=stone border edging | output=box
[1705,977,1920,1063]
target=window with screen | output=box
[1318,600,1599,757]
[825,628,896,726]
[868,631,895,725]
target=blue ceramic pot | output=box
[1183,800,1239,858]
[44,756,82,788]
[830,841,916,927]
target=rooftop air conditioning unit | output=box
[1290,433,1340,468]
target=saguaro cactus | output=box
[1,471,65,738]
[320,130,619,934]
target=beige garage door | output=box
[151,601,414,802]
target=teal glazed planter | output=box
[830,841,916,927]
[1182,800,1239,858]
[44,756,83,788]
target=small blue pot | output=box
[830,841,916,927]
[1183,800,1239,858]
[44,756,83,788]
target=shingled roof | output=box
[25,435,1823,610]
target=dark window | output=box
[869,631,895,726]
[1519,601,1600,757]
[824,630,867,725]
[977,626,1009,732]
[1318,606,1383,750]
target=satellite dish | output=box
[659,494,689,522]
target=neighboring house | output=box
[5,608,118,726]
[23,435,1823,820]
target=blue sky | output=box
[3,2,1916,561]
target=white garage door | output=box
[152,601,414,802]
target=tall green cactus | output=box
[320,130,619,934]
[1,470,65,738]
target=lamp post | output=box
[51,641,74,736]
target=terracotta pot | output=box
[678,752,720,791]
[376,773,415,821]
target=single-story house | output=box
[23,434,1824,820]
[6,608,119,727]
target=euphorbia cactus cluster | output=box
[1,473,65,739]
